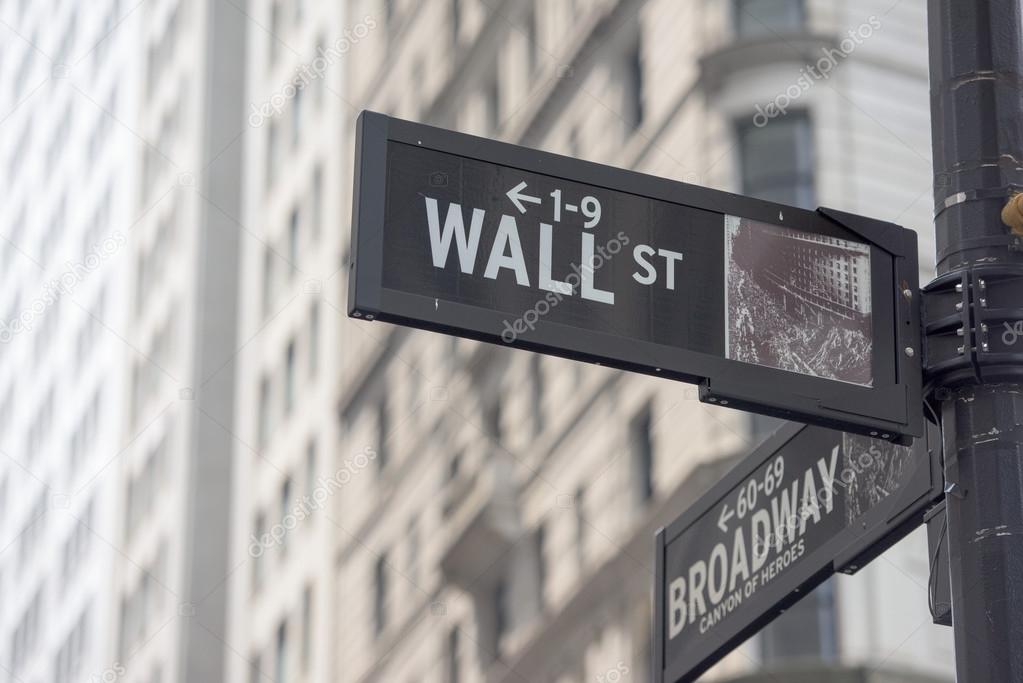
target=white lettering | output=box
[424,198,484,273]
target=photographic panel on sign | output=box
[349,112,922,441]
[724,215,874,387]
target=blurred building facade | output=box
[1,0,246,682]
[0,1,958,683]
[0,1,138,681]
[331,0,951,682]
[227,2,347,683]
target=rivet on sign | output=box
[902,288,913,300]
[882,433,890,439]
[353,311,362,317]
[870,431,879,436]
[905,347,915,357]
[707,397,718,403]
[720,400,729,406]
[366,314,374,320]
[778,211,784,221]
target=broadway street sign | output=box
[653,421,943,683]
[348,112,923,441]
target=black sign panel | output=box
[349,111,923,441]
[653,421,943,683]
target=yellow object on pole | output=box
[1001,192,1023,235]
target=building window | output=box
[313,37,327,109]
[284,340,296,415]
[258,376,273,447]
[494,579,509,644]
[311,164,323,242]
[253,513,266,591]
[308,301,319,377]
[374,554,389,635]
[525,2,539,74]
[734,0,805,39]
[485,395,502,441]
[269,2,282,65]
[486,74,501,133]
[629,403,654,504]
[275,620,288,683]
[291,87,302,147]
[376,396,390,469]
[267,120,279,189]
[529,355,544,435]
[288,208,300,276]
[535,522,547,609]
[575,485,587,568]
[451,0,461,46]
[737,110,815,209]
[446,626,461,683]
[249,655,262,683]
[262,246,274,316]
[760,578,837,663]
[407,519,419,585]
[301,585,313,671]
[623,34,643,132]
[305,440,317,499]
[279,477,292,556]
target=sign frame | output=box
[652,419,944,683]
[349,111,923,442]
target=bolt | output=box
[905,347,915,357]
[902,288,913,300]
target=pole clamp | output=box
[921,264,1023,393]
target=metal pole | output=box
[927,1,1023,680]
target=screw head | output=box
[905,347,915,357]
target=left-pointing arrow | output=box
[506,180,542,213]
[717,504,735,533]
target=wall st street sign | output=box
[653,421,943,683]
[348,111,923,441]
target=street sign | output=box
[348,111,923,441]
[653,420,943,683]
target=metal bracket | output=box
[922,264,1023,392]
